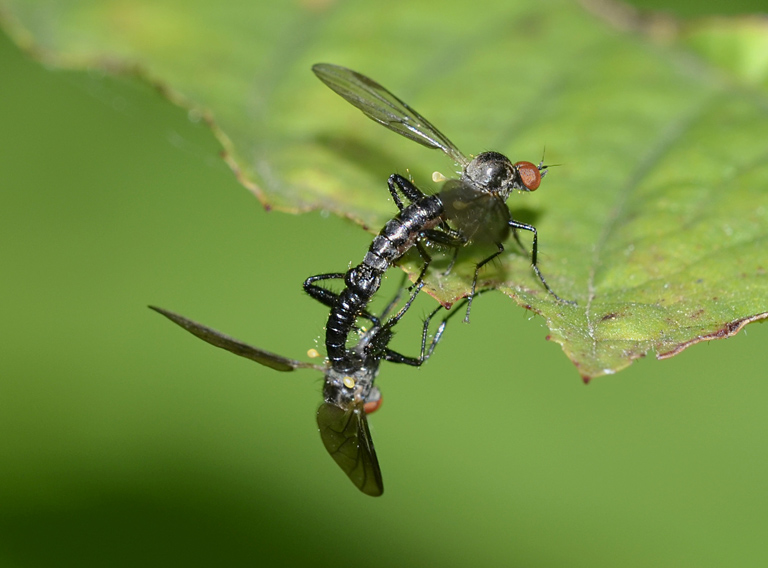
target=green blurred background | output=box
[2,3,767,566]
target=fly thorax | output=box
[323,370,357,406]
[463,151,517,201]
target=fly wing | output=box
[149,306,323,372]
[317,402,384,496]
[439,180,511,244]
[313,63,469,168]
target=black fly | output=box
[149,278,459,497]
[304,63,572,374]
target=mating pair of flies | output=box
[152,63,571,496]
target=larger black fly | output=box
[304,63,571,375]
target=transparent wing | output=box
[313,63,469,168]
[439,179,511,244]
[149,306,324,372]
[317,402,384,496]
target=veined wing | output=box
[317,402,384,497]
[149,306,324,372]
[313,63,469,168]
[439,179,511,245]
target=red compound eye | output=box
[363,397,382,414]
[514,161,541,191]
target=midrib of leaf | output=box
[584,88,722,346]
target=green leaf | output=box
[681,15,768,87]
[2,0,766,379]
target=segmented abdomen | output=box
[326,196,444,373]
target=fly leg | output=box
[388,174,428,211]
[465,245,504,323]
[508,219,575,305]
[364,271,429,365]
[303,272,381,325]
[423,224,467,276]
[398,222,466,292]
[410,241,433,290]
[383,279,425,330]
[378,272,408,320]
[378,278,428,366]
[402,226,467,293]
[510,225,526,253]
[383,289,492,367]
[414,225,468,282]
[303,272,345,307]
[419,289,493,361]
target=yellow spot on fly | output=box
[307,348,320,359]
[432,171,447,183]
[343,376,356,389]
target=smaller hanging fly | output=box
[150,278,472,496]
